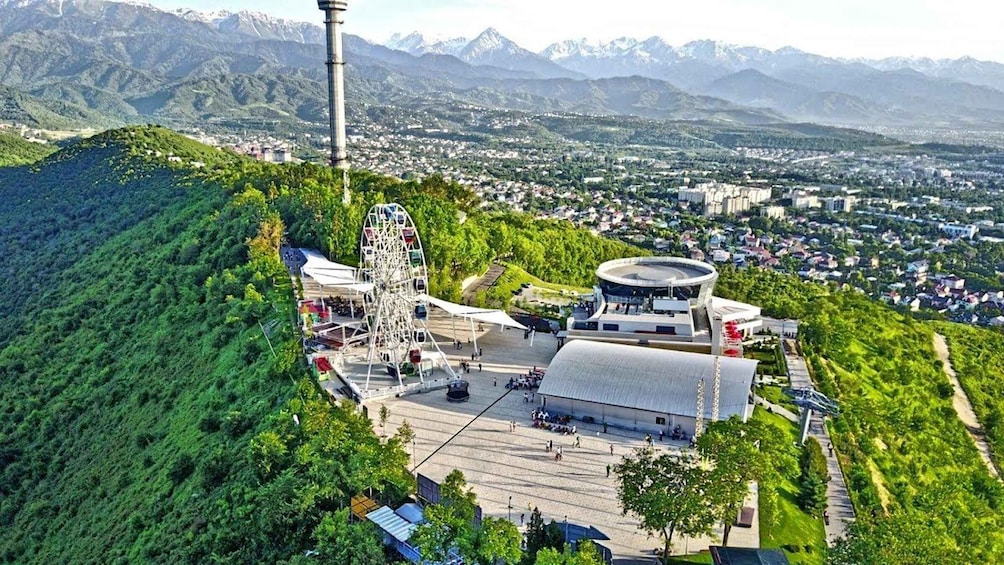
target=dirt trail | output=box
[933,333,1000,479]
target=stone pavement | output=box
[370,324,760,563]
[782,339,854,544]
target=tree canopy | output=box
[614,448,717,564]
[412,470,523,565]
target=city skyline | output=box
[148,0,1004,63]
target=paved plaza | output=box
[367,314,759,563]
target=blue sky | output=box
[150,0,1004,61]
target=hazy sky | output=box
[152,0,1004,62]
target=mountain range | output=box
[2,0,1004,132]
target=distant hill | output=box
[5,0,1004,132]
[0,0,781,129]
[0,129,55,165]
[538,36,1004,127]
[0,85,120,129]
[700,69,909,125]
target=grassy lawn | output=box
[666,551,714,563]
[758,384,799,413]
[753,408,827,565]
[476,262,591,313]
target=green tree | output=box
[615,449,717,565]
[379,404,390,436]
[471,517,523,565]
[696,416,797,545]
[312,509,385,565]
[413,470,522,564]
[522,507,563,564]
[535,540,604,565]
[396,419,416,445]
[828,511,957,565]
[796,437,829,516]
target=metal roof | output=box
[395,502,425,525]
[596,256,718,288]
[709,296,762,323]
[366,506,418,543]
[538,340,756,420]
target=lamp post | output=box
[564,515,568,542]
[508,496,512,522]
[411,438,416,470]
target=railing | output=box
[355,375,458,400]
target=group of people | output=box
[506,367,544,390]
[459,361,481,374]
[506,374,541,390]
[544,441,565,461]
[322,295,357,318]
[532,409,576,435]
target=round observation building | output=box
[595,256,718,305]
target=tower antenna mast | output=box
[317,1,351,204]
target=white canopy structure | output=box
[299,248,375,293]
[417,293,530,359]
[419,294,528,331]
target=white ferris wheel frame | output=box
[358,203,455,389]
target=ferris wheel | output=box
[358,203,453,389]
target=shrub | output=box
[168,454,195,485]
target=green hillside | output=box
[0,126,642,564]
[0,85,120,130]
[0,130,55,166]
[719,269,1004,562]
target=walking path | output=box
[933,333,1000,479]
[782,339,855,544]
[461,264,506,304]
[752,395,799,423]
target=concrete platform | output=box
[367,318,759,563]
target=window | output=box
[655,325,677,335]
[656,417,666,425]
[602,323,619,331]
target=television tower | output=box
[317,0,351,204]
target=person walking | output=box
[828,442,834,457]
[606,464,611,477]
[609,444,614,455]
[493,376,496,386]
[523,392,529,403]
[520,513,525,526]
[479,363,483,372]
[575,435,581,448]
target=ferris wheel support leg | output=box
[363,295,387,392]
[469,317,479,356]
[421,318,457,379]
[392,349,404,388]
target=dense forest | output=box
[0,126,642,564]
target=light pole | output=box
[508,496,512,522]
[411,439,416,470]
[564,515,568,542]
